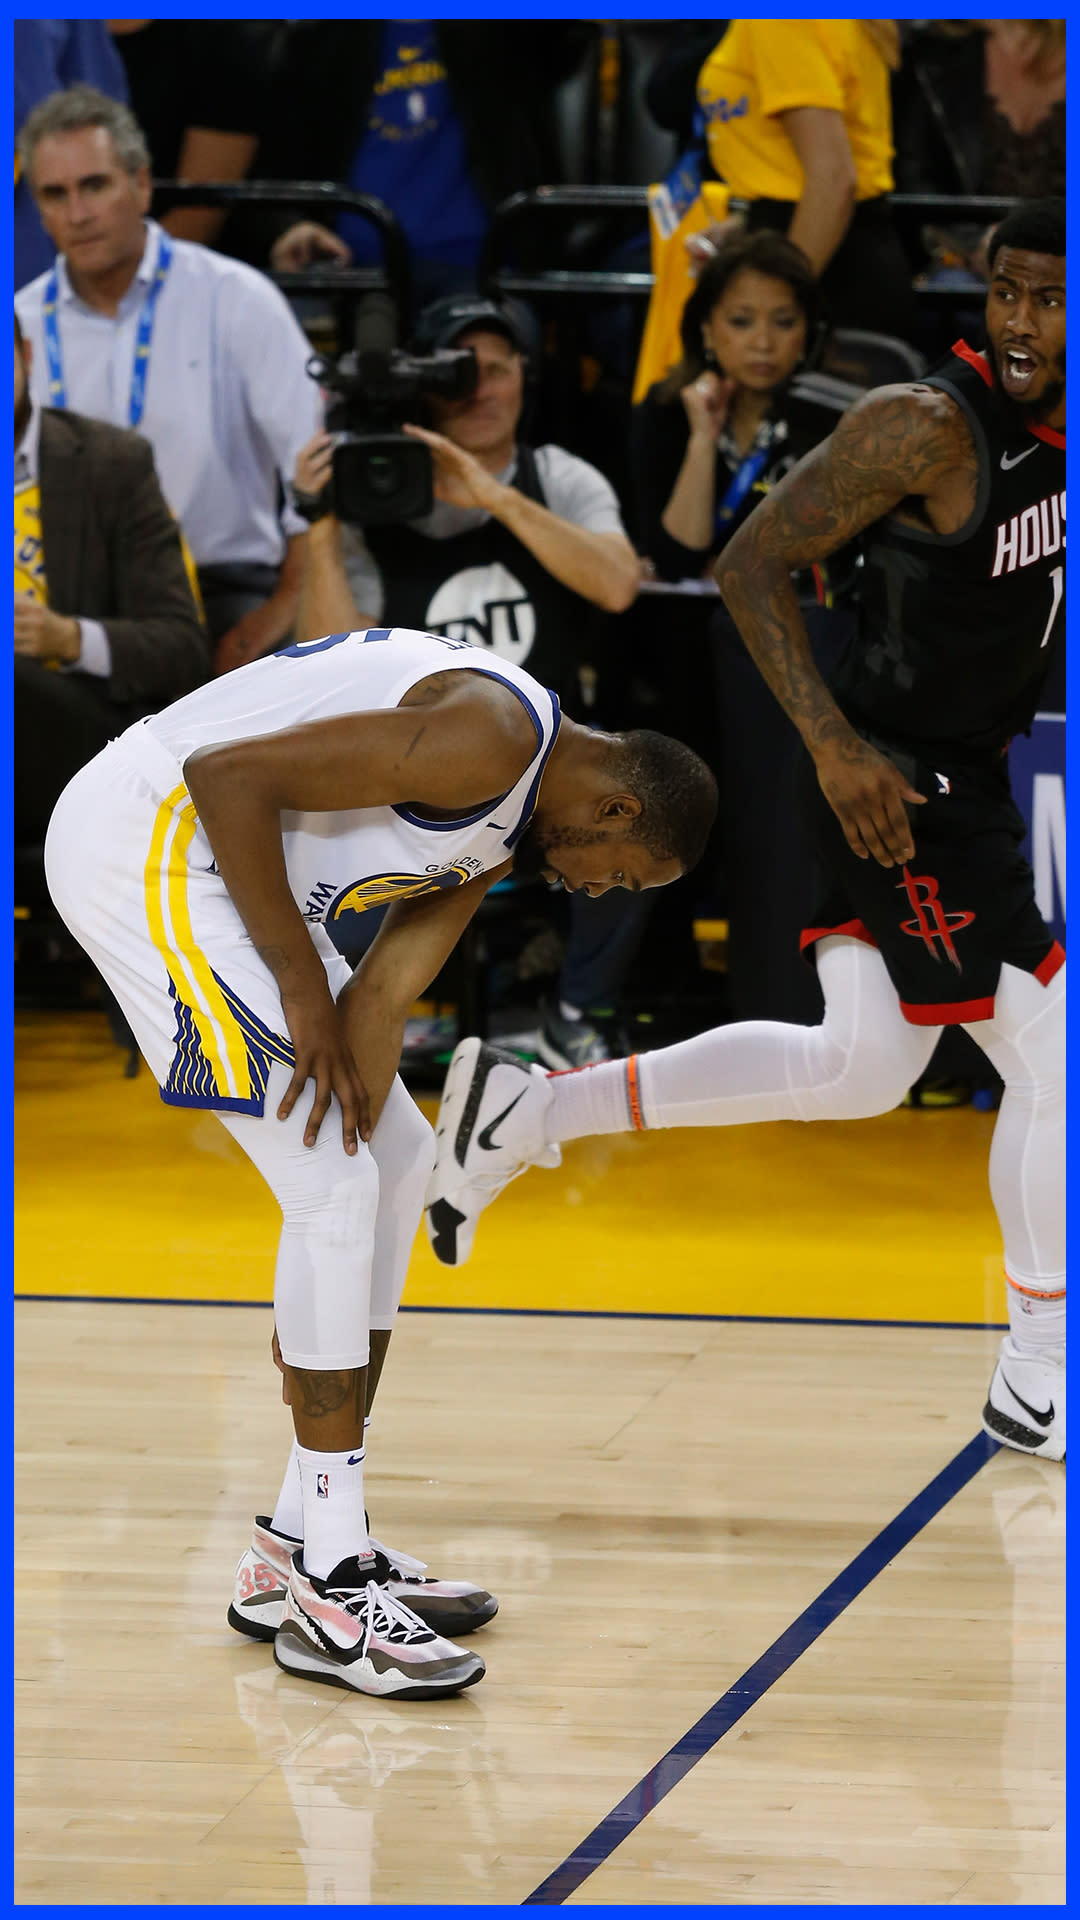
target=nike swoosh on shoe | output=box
[478,1091,526,1151]
[1002,1375,1054,1427]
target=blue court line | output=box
[12,1296,1009,1333]
[523,1431,1002,1905]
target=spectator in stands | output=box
[248,22,592,299]
[893,20,1065,202]
[289,292,647,1068]
[694,20,915,339]
[631,233,861,1027]
[106,19,272,251]
[631,231,823,583]
[15,86,322,674]
[15,20,129,290]
[14,310,207,847]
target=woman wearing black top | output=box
[632,231,823,583]
[632,233,856,1025]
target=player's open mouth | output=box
[1001,348,1038,392]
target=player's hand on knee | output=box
[277,993,372,1151]
[817,740,925,869]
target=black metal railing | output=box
[151,180,412,325]
[479,186,1021,305]
[152,181,1020,326]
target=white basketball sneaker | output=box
[229,1516,297,1642]
[424,1038,559,1265]
[274,1552,486,1698]
[982,1339,1065,1461]
[228,1515,498,1641]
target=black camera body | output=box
[308,296,477,525]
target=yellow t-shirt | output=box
[15,478,48,605]
[697,20,895,205]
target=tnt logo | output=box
[316,1473,329,1500]
[425,563,536,663]
[897,868,975,971]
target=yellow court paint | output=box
[15,1012,1006,1325]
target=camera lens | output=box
[367,453,401,498]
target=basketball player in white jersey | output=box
[44,624,717,1696]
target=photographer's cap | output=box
[412,293,535,358]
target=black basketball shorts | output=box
[797,738,1064,1025]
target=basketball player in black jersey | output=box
[425,197,1066,1463]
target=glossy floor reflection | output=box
[15,1304,1064,1905]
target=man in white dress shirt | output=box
[15,85,322,674]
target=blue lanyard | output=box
[715,424,781,529]
[652,107,708,239]
[42,232,173,430]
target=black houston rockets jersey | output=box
[832,340,1065,759]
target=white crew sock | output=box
[545,1058,638,1141]
[1006,1274,1066,1357]
[270,1439,303,1540]
[297,1443,372,1579]
[270,1422,376,1547]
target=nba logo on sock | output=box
[316,1472,329,1499]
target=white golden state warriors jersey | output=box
[122,626,562,961]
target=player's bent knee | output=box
[816,1073,910,1122]
[800,1030,917,1122]
[397,1099,436,1184]
[279,1152,380,1245]
[370,1083,436,1189]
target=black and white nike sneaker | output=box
[229,1515,498,1642]
[982,1339,1065,1461]
[275,1552,486,1698]
[424,1037,559,1266]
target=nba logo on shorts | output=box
[316,1472,329,1499]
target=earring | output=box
[703,346,718,369]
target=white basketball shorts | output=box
[44,734,349,1118]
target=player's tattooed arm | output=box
[715,387,969,867]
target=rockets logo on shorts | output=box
[897,867,975,971]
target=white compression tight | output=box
[556,936,1066,1288]
[219,1065,435,1369]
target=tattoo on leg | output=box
[292,1367,363,1420]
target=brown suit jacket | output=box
[38,408,209,716]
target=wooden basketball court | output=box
[15,1010,1065,1905]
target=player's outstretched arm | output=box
[715,385,968,867]
[182,675,537,1150]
